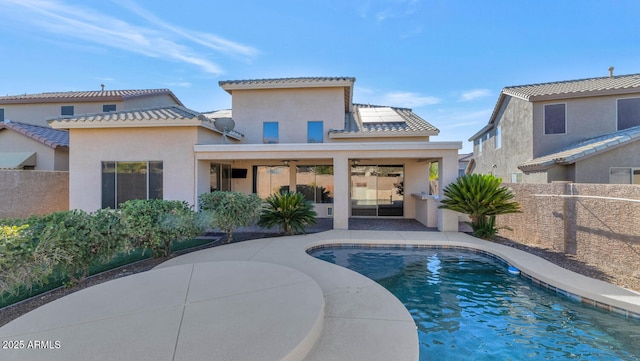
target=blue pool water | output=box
[309,247,640,360]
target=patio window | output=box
[296,165,333,203]
[617,98,640,130]
[544,103,566,134]
[263,122,279,143]
[254,165,289,198]
[61,105,74,116]
[307,121,323,143]
[103,104,117,112]
[101,161,163,209]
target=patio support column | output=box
[438,151,459,232]
[332,154,349,230]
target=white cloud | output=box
[459,89,492,102]
[381,91,441,108]
[0,0,258,74]
[357,0,421,22]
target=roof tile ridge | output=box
[504,73,640,90]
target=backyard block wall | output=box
[498,182,640,285]
[0,170,69,219]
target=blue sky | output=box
[1,0,639,153]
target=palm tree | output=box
[438,174,521,239]
[258,191,317,235]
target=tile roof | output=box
[329,104,439,137]
[470,73,640,142]
[518,125,640,171]
[0,120,69,148]
[219,77,355,87]
[0,89,183,106]
[48,105,244,139]
[503,73,640,101]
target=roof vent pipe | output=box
[609,67,614,78]
[101,84,105,91]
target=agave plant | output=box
[258,191,317,236]
[438,174,521,239]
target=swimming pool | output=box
[309,246,640,360]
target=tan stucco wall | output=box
[2,102,124,127]
[2,94,180,127]
[532,93,640,158]
[473,96,534,180]
[0,170,68,218]
[68,126,210,211]
[573,141,640,183]
[122,94,181,110]
[230,87,345,144]
[0,129,65,170]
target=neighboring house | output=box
[0,88,183,171]
[0,88,183,127]
[469,71,640,184]
[49,77,462,231]
[457,153,472,177]
[0,120,69,170]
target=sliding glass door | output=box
[351,165,403,217]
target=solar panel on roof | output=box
[359,107,405,123]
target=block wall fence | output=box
[0,170,69,219]
[498,182,640,287]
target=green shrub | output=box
[0,221,70,296]
[438,174,521,239]
[199,191,262,243]
[120,199,203,257]
[258,191,317,236]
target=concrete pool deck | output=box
[1,230,639,360]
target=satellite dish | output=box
[214,118,236,143]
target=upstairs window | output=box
[544,103,566,134]
[103,104,117,112]
[307,121,323,143]
[0,108,4,122]
[61,105,74,116]
[617,98,640,130]
[477,136,483,155]
[495,126,502,149]
[263,122,279,144]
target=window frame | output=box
[307,121,324,143]
[616,97,640,131]
[296,165,333,203]
[101,161,163,209]
[609,167,640,184]
[263,122,279,144]
[61,105,74,116]
[543,103,567,135]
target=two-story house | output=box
[0,88,182,171]
[469,71,640,184]
[49,77,462,231]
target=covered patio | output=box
[194,141,461,231]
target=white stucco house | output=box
[49,77,461,231]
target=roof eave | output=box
[328,130,437,139]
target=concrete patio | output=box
[1,230,639,360]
